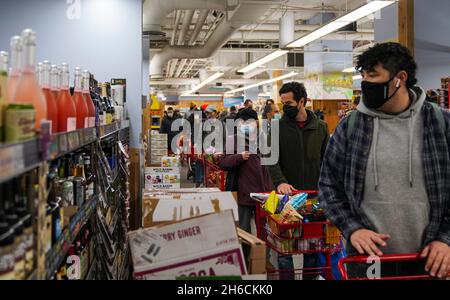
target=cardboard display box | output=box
[150,133,168,141]
[128,210,247,280]
[145,167,181,190]
[161,156,180,168]
[237,228,267,274]
[142,191,239,228]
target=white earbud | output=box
[396,79,401,88]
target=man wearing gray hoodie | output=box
[319,42,450,279]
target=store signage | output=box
[224,96,244,107]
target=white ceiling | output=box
[148,0,375,93]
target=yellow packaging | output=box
[263,191,279,214]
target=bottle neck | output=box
[82,76,90,94]
[10,49,21,75]
[42,68,51,89]
[50,72,59,91]
[74,74,82,92]
[61,71,70,91]
[21,43,35,72]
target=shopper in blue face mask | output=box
[319,42,450,279]
[218,108,273,234]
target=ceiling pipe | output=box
[279,11,295,48]
[177,10,195,45]
[175,10,210,78]
[143,0,227,33]
[150,2,274,80]
[189,10,210,45]
[170,10,182,45]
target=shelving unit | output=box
[0,121,130,185]
[0,120,131,280]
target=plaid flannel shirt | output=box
[319,100,450,247]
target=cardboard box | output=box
[128,210,247,280]
[237,228,267,274]
[151,148,168,157]
[145,167,181,190]
[150,140,167,149]
[143,187,221,194]
[142,192,239,228]
[161,156,180,168]
[150,133,168,141]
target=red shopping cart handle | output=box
[338,253,432,280]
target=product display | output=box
[1,0,448,284]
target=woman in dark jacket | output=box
[218,108,273,233]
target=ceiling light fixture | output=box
[225,71,298,96]
[238,49,289,74]
[182,72,224,96]
[287,1,396,48]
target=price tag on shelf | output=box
[0,144,25,181]
[67,131,80,151]
[58,133,69,154]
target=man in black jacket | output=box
[267,82,329,279]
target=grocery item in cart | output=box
[279,203,303,224]
[262,191,279,214]
[287,192,308,210]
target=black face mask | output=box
[361,76,401,109]
[283,105,299,119]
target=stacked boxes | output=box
[150,132,168,166]
[144,167,181,190]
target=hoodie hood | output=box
[356,87,426,191]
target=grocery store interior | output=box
[0,0,449,281]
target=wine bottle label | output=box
[89,117,96,128]
[106,113,113,124]
[5,105,36,142]
[67,117,77,132]
[0,245,16,280]
[84,117,89,129]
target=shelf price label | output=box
[0,144,25,181]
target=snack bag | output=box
[275,194,290,214]
[288,193,308,210]
[263,191,279,214]
[279,203,303,224]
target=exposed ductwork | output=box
[143,0,227,34]
[150,1,274,80]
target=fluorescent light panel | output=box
[225,72,298,95]
[238,49,288,74]
[287,1,396,48]
[183,72,224,95]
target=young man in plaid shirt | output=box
[319,42,450,279]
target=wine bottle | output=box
[73,67,89,129]
[12,29,47,129]
[41,61,58,134]
[82,70,95,128]
[56,63,77,132]
[6,36,21,104]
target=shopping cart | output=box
[338,253,449,280]
[255,190,343,280]
[203,156,226,191]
